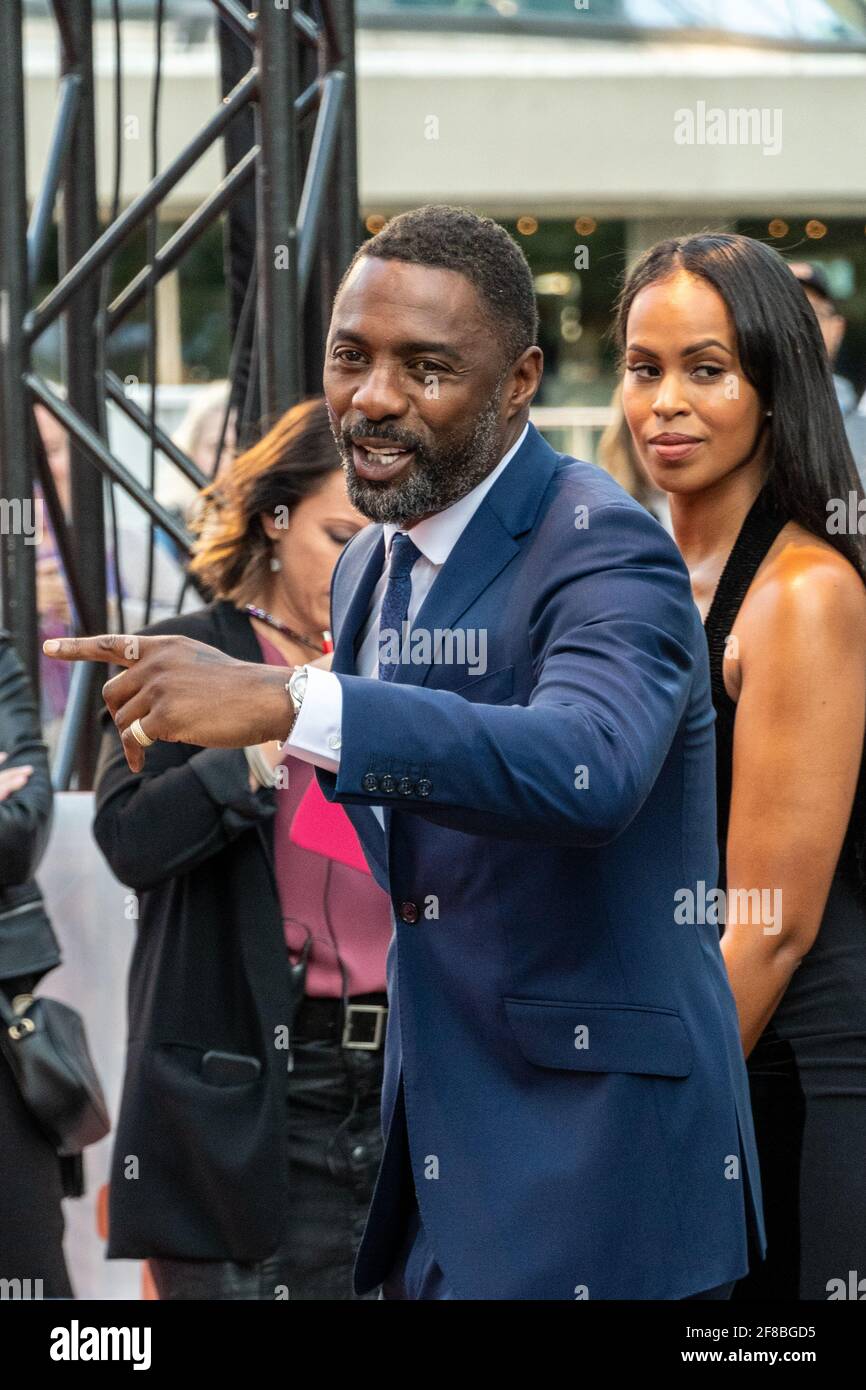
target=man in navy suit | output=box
[47,205,765,1299]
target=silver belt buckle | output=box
[342,1003,387,1050]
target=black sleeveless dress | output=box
[704,489,866,1302]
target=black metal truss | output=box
[0,0,359,785]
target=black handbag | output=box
[0,985,111,1156]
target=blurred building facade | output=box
[21,1,866,420]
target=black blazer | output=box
[0,631,59,987]
[93,599,294,1260]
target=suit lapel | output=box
[393,422,560,688]
[327,424,561,873]
[328,526,391,876]
[394,505,518,688]
[330,525,385,675]
[330,424,559,681]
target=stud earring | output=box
[270,553,282,572]
[765,409,774,417]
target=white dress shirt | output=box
[287,422,529,825]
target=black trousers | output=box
[149,1034,385,1300]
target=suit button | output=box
[380,774,395,793]
[416,778,432,797]
[399,901,419,924]
[362,773,379,792]
[398,777,414,796]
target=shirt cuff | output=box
[285,665,342,774]
[244,743,282,788]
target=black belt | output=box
[292,991,388,1050]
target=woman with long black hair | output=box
[618,232,866,1301]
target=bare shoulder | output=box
[723,522,866,701]
[739,520,866,652]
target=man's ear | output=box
[508,345,544,415]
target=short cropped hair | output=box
[340,204,539,367]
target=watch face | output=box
[290,669,308,706]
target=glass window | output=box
[26,0,866,48]
[358,0,866,47]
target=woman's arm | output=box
[0,638,53,885]
[720,546,866,1056]
[93,707,277,893]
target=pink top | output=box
[255,629,392,997]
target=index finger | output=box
[43,634,144,666]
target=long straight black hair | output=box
[616,232,866,891]
[614,232,866,582]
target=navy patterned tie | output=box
[377,532,422,682]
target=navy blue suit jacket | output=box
[316,422,766,1299]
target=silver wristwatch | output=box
[286,665,309,729]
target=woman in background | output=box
[0,629,71,1296]
[619,232,866,1300]
[93,397,394,1299]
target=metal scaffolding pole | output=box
[255,0,303,422]
[57,0,108,784]
[0,0,38,690]
[317,0,361,389]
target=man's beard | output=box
[332,384,508,525]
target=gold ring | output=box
[130,718,155,748]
